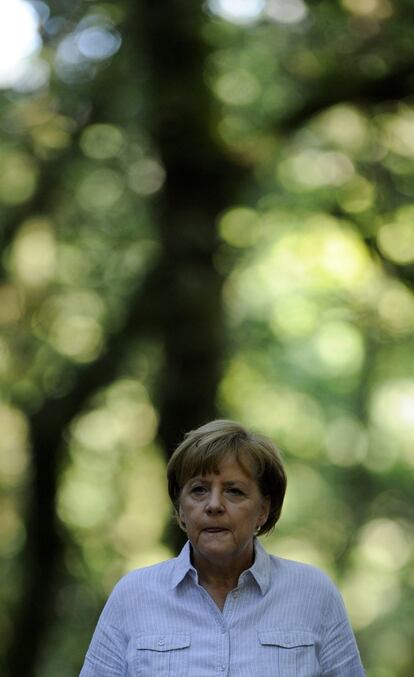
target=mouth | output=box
[203,527,229,533]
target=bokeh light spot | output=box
[214,69,260,106]
[11,218,56,287]
[313,105,369,152]
[0,285,22,325]
[271,294,318,338]
[341,0,393,19]
[208,0,265,24]
[127,159,166,195]
[76,27,121,61]
[265,0,308,25]
[0,404,29,486]
[58,476,115,530]
[342,566,400,629]
[77,168,124,211]
[356,518,412,571]
[219,207,260,247]
[377,208,414,264]
[380,109,414,157]
[336,175,375,213]
[50,315,103,363]
[325,416,368,466]
[0,0,41,88]
[35,290,105,362]
[80,124,124,160]
[279,150,354,190]
[313,321,364,377]
[370,379,414,450]
[0,499,25,556]
[378,283,414,334]
[0,151,38,205]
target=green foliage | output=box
[0,1,413,675]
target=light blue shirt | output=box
[80,539,364,676]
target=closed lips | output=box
[203,527,229,532]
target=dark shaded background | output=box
[1,1,413,675]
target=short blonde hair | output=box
[167,419,287,535]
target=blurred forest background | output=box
[0,0,413,675]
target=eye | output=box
[227,487,244,496]
[190,485,207,495]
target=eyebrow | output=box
[188,477,250,487]
[222,480,249,487]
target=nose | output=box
[205,488,224,514]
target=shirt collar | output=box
[170,541,195,589]
[170,538,271,595]
[243,538,271,594]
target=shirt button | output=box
[220,666,226,671]
[232,591,239,598]
[158,638,165,646]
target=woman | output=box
[80,419,365,676]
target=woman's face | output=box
[179,453,270,573]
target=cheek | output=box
[178,499,196,523]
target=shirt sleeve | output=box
[79,585,128,677]
[319,582,365,677]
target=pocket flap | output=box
[136,634,191,652]
[259,630,315,648]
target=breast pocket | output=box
[134,633,191,677]
[258,630,320,676]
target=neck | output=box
[191,543,255,591]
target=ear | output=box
[258,496,271,527]
[178,504,186,530]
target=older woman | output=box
[80,419,364,676]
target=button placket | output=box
[216,624,230,675]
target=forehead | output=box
[180,448,257,485]
[197,455,253,478]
